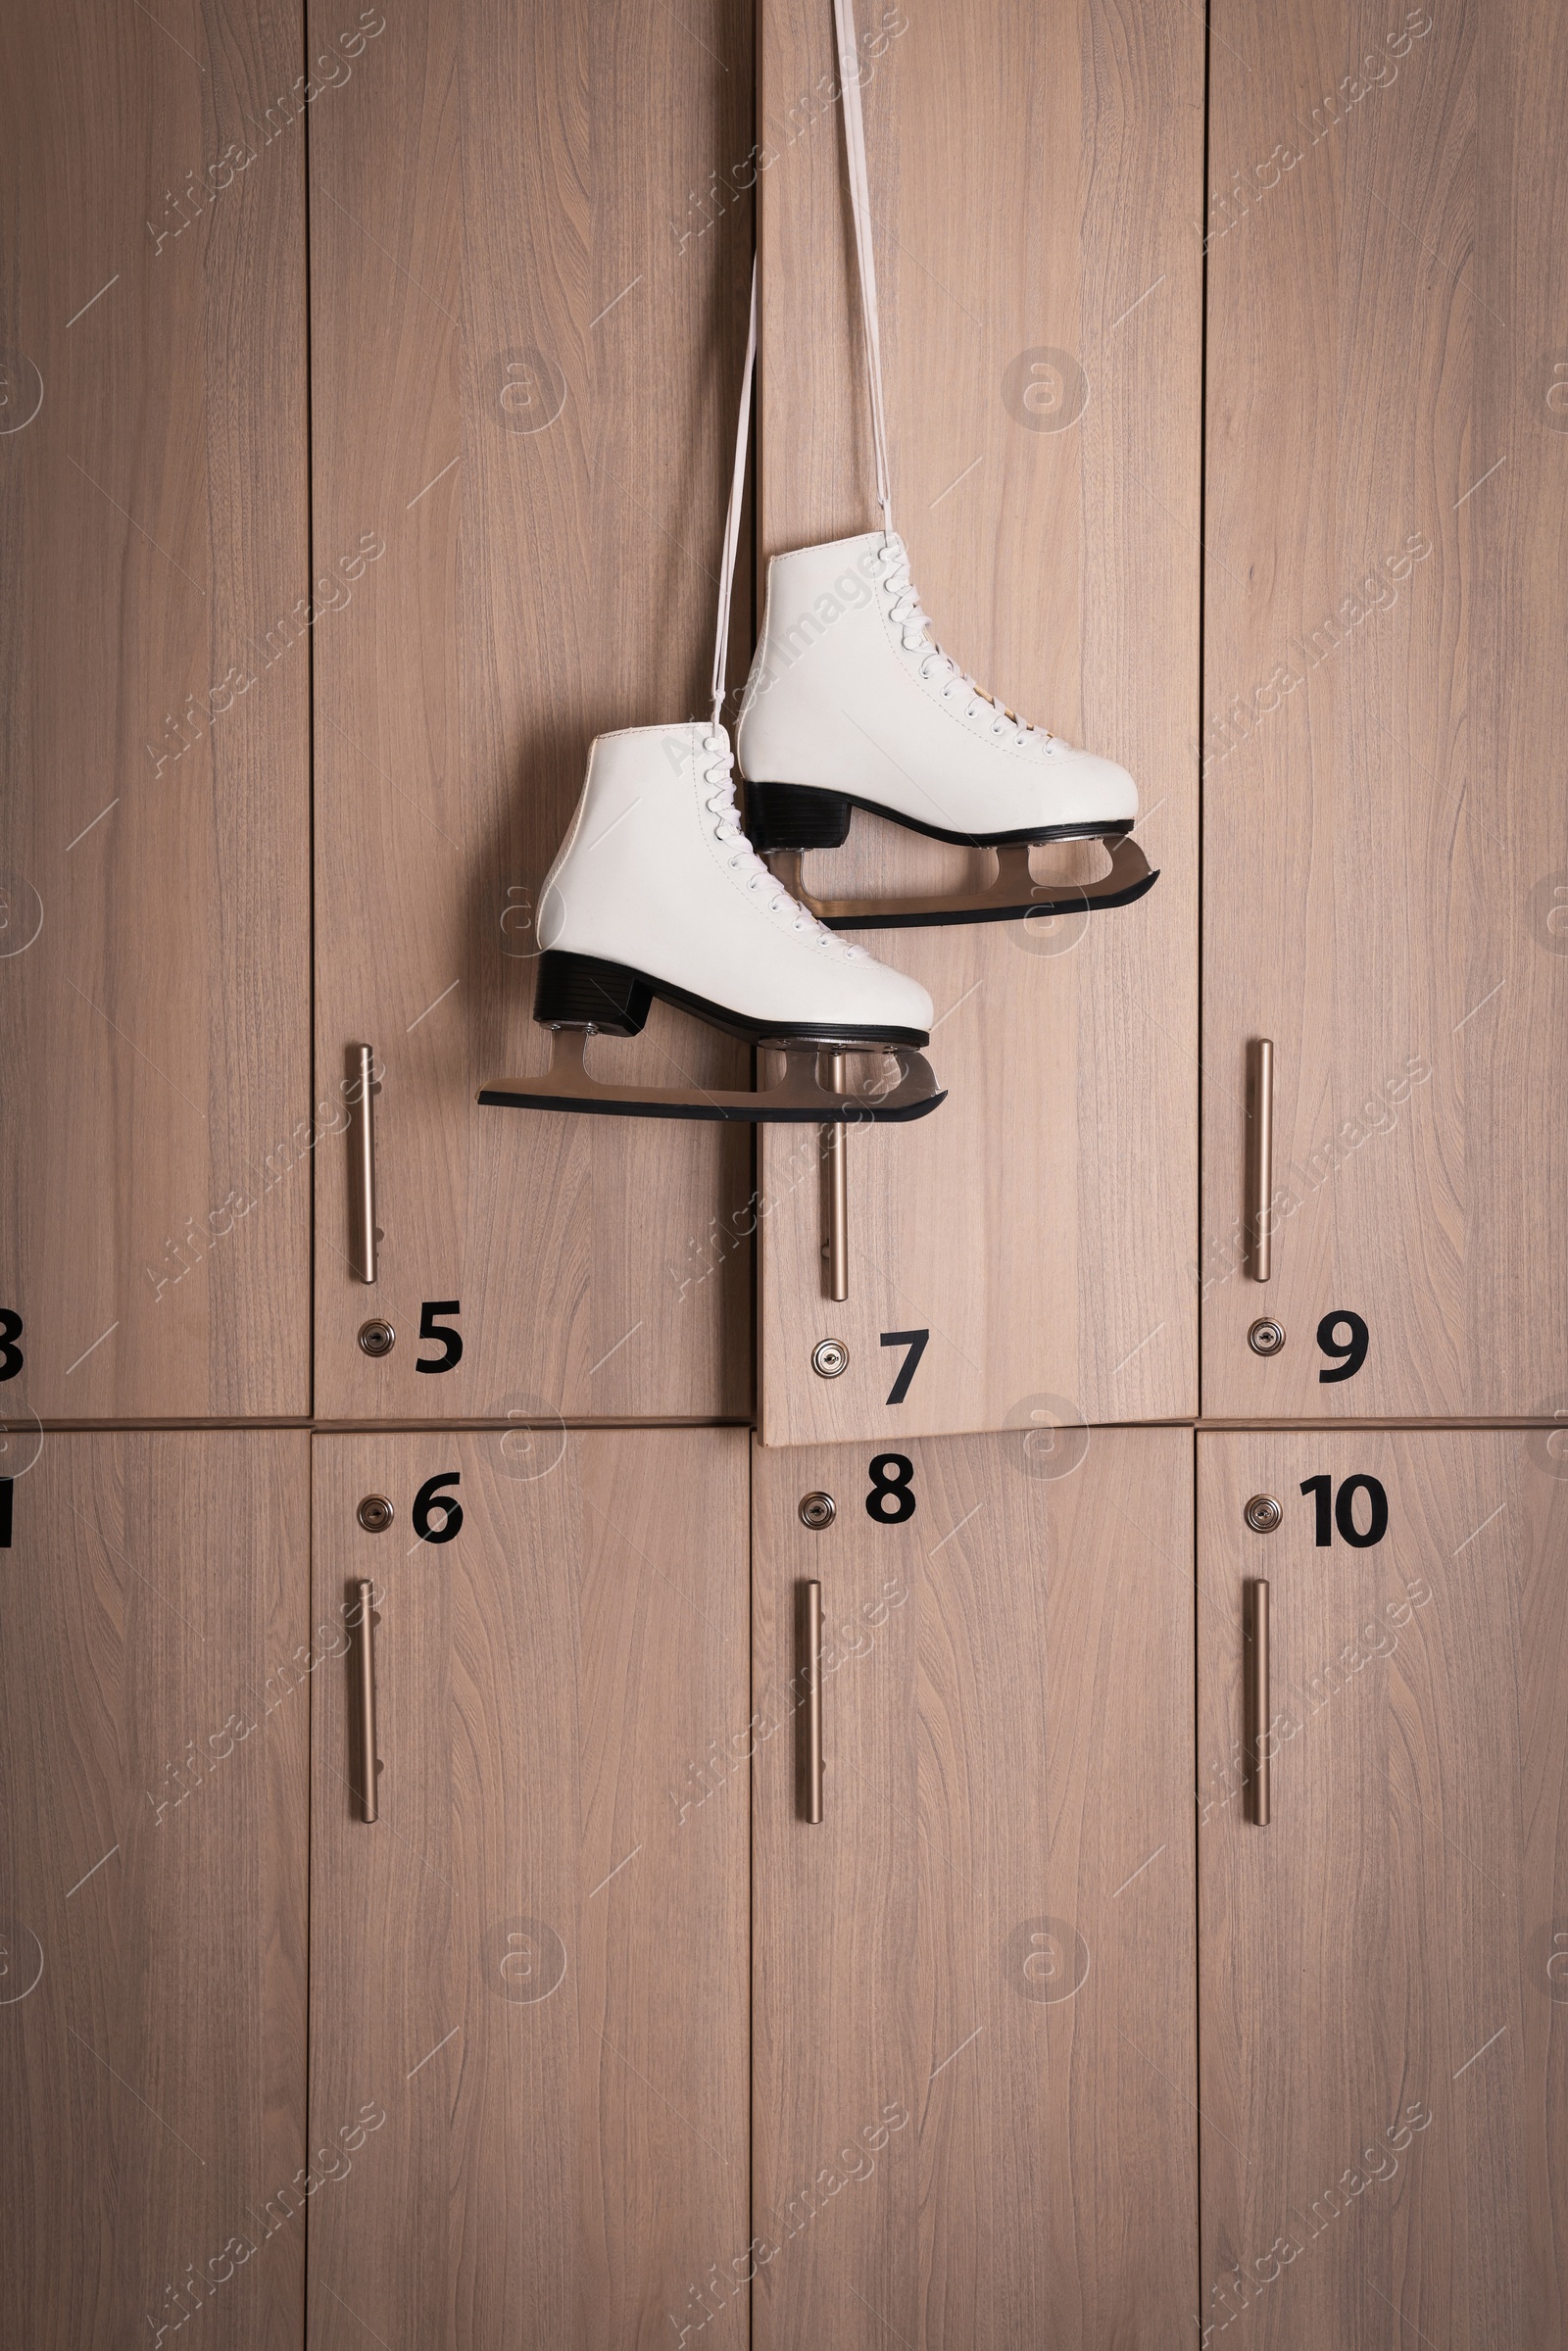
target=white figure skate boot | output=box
[480,266,944,1125]
[479,720,943,1121]
[738,528,1154,927]
[738,0,1156,930]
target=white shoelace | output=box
[833,4,1052,753]
[833,0,893,528]
[700,730,869,955]
[710,263,758,735]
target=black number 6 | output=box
[413,1471,464,1544]
[1317,1310,1368,1384]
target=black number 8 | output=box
[0,1309,23,1382]
[865,1454,916,1525]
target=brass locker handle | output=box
[805,1579,825,1824]
[348,1043,383,1284]
[1246,1578,1270,1827]
[822,1053,849,1302]
[355,1578,382,1824]
[1247,1038,1274,1283]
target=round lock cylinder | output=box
[810,1338,850,1380]
[1248,1318,1285,1357]
[1244,1494,1283,1534]
[357,1494,395,1534]
[799,1492,837,1531]
[359,1318,396,1358]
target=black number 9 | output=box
[413,1470,464,1544]
[1317,1309,1368,1384]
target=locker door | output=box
[1198,1431,1568,2344]
[0,6,311,1415]
[307,1429,749,2348]
[753,0,1200,1444]
[1202,1,1568,1415]
[752,1429,1197,2348]
[309,0,757,1422]
[0,1434,310,2348]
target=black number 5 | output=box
[413,1471,464,1544]
[1317,1310,1368,1384]
[416,1299,464,1374]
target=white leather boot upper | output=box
[537,723,934,1035]
[737,531,1139,838]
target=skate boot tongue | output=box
[699,727,871,960]
[874,534,1043,747]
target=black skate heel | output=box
[532,951,653,1036]
[745,780,854,854]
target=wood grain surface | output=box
[307,1428,749,2348]
[309,0,758,1422]
[754,0,1201,1444]
[1198,1429,1568,2345]
[0,3,311,1416]
[753,1428,1197,2347]
[0,1433,309,2347]
[1202,0,1568,1416]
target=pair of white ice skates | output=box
[482,0,1154,1127]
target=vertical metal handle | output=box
[1247,1578,1270,1827]
[805,1579,824,1824]
[822,1054,849,1302]
[1247,1037,1274,1282]
[355,1578,381,1824]
[348,1043,382,1284]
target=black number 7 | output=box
[880,1328,929,1406]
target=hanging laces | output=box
[832,0,893,530]
[711,0,889,720]
[710,256,759,731]
[706,260,866,952]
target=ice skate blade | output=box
[765,836,1157,931]
[478,1030,947,1123]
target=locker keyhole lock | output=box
[1248,1318,1285,1357]
[357,1494,395,1534]
[799,1492,837,1531]
[811,1338,850,1380]
[1245,1494,1283,1534]
[359,1318,396,1358]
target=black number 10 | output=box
[1300,1473,1388,1548]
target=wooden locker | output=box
[0,4,311,1416]
[307,1428,749,2348]
[1198,1430,1568,2345]
[309,0,757,1423]
[752,0,1200,1445]
[1202,0,1568,1415]
[752,1428,1197,2348]
[0,1433,309,2348]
